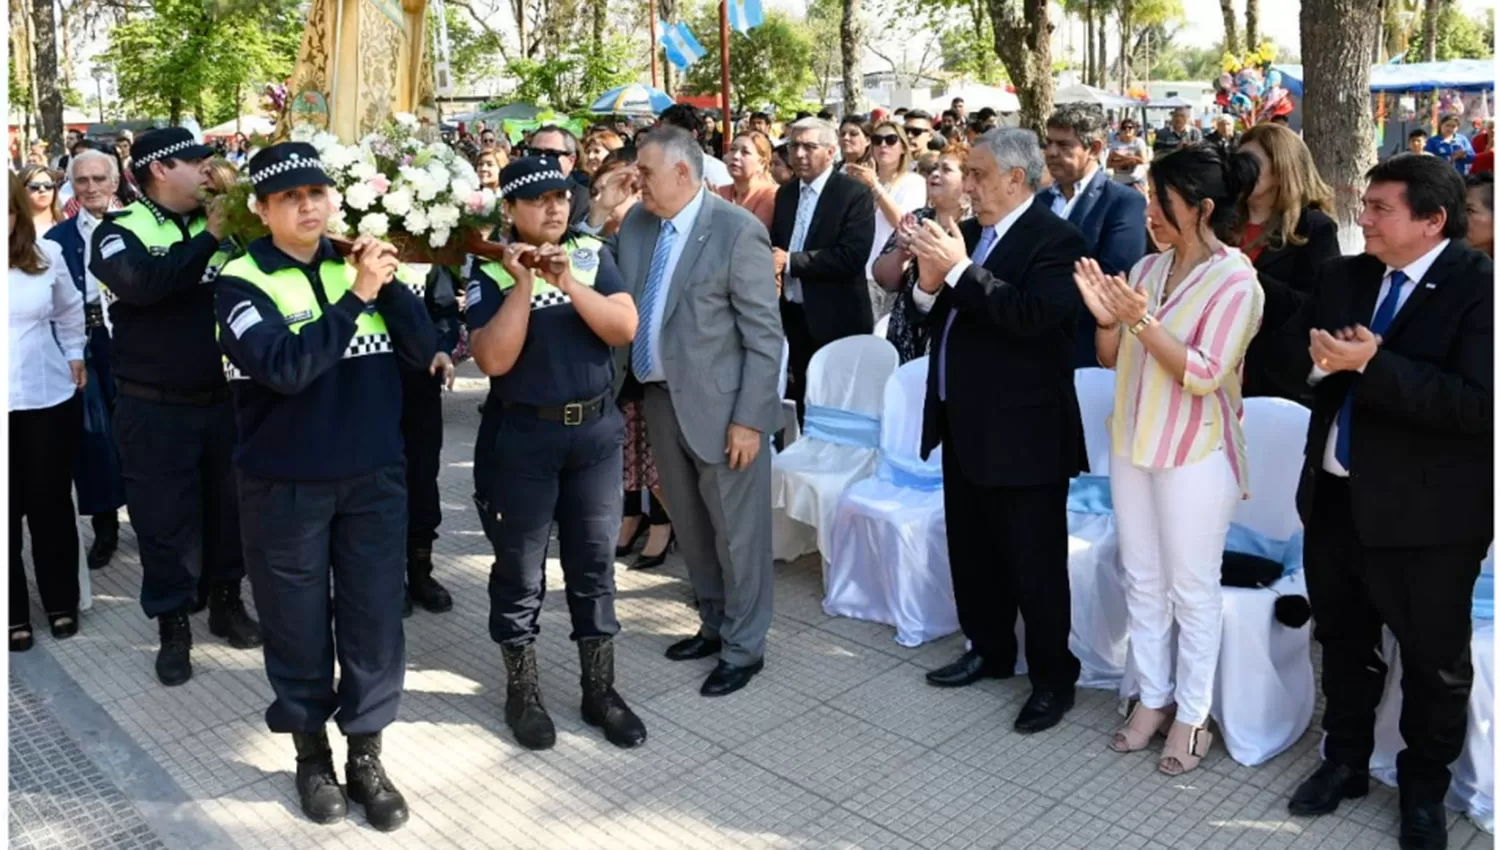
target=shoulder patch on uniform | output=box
[465,281,483,307]
[571,247,598,272]
[98,234,126,259]
[282,309,314,324]
[226,300,263,339]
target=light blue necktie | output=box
[1333,270,1407,470]
[938,225,997,401]
[632,220,676,381]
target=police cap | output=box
[131,127,213,169]
[247,142,336,197]
[500,156,572,201]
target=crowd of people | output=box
[6,95,1493,849]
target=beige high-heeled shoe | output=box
[1109,702,1175,753]
[1158,720,1213,775]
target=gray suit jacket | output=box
[611,191,784,464]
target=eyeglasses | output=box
[904,126,931,136]
[527,147,572,159]
[26,182,55,193]
[871,134,902,147]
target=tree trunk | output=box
[988,0,1053,134]
[31,0,62,159]
[1246,0,1259,50]
[1301,0,1381,251]
[1084,0,1094,85]
[840,0,864,116]
[1095,17,1106,89]
[1420,0,1441,61]
[1118,0,1131,93]
[1220,0,1240,54]
[591,0,605,54]
[168,94,182,127]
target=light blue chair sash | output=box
[1475,549,1494,622]
[877,454,943,491]
[1225,524,1304,578]
[1066,474,1113,515]
[803,405,881,449]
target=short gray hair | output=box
[787,117,838,148]
[1045,105,1108,149]
[639,125,704,182]
[976,127,1045,191]
[68,149,120,184]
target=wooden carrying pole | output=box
[718,0,731,154]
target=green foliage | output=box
[682,10,815,115]
[939,21,1003,83]
[1424,5,1495,60]
[8,53,31,114]
[503,37,636,111]
[435,4,505,87]
[98,0,301,124]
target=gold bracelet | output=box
[1127,314,1155,335]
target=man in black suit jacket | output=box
[908,127,1088,735]
[1271,154,1492,850]
[770,118,875,410]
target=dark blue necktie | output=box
[1334,270,1408,470]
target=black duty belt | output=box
[84,301,105,331]
[117,379,230,407]
[499,392,609,426]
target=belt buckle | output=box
[562,402,584,426]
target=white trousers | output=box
[1111,451,1238,727]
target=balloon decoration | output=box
[1216,43,1295,130]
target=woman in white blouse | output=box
[9,170,87,652]
[845,120,927,322]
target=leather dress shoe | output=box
[925,649,1013,688]
[665,635,722,661]
[1399,801,1449,850]
[1014,687,1074,734]
[1288,761,1369,816]
[700,659,763,697]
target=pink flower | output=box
[369,175,391,195]
[466,192,486,213]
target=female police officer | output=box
[466,156,646,751]
[215,142,435,831]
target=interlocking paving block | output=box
[843,751,1053,848]
[734,704,929,803]
[8,677,166,850]
[829,661,1023,748]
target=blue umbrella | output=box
[589,84,676,116]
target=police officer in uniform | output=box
[215,143,436,831]
[467,156,646,751]
[399,264,459,618]
[89,127,260,686]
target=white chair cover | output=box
[777,338,789,401]
[1369,545,1495,832]
[1067,368,1128,690]
[771,336,898,564]
[1211,397,1315,766]
[824,358,959,645]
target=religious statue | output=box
[281,0,438,142]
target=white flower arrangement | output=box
[283,117,503,258]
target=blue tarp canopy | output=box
[1272,59,1496,97]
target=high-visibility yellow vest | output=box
[477,234,603,310]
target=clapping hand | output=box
[909,218,967,292]
[1074,258,1147,326]
[1310,325,1380,373]
[892,213,920,253]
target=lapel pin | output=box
[1424,282,1436,289]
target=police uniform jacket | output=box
[215,237,437,481]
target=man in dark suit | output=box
[1272,154,1492,850]
[1038,105,1148,368]
[908,127,1088,734]
[770,117,875,411]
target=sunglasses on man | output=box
[904,125,931,137]
[526,147,573,160]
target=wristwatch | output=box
[1127,314,1155,335]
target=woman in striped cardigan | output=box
[1073,144,1265,776]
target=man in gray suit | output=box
[612,126,784,697]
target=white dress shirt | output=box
[702,155,733,189]
[10,240,86,412]
[1311,238,1449,477]
[912,194,1034,312]
[1049,164,1099,220]
[782,165,835,304]
[637,186,708,384]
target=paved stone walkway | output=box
[8,368,1492,849]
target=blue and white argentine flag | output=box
[727,0,765,35]
[661,20,707,70]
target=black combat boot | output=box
[344,732,409,832]
[87,512,118,570]
[207,580,263,649]
[155,611,193,686]
[501,644,556,750]
[292,729,347,824]
[578,637,647,748]
[406,547,452,613]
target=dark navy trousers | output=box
[474,405,623,646]
[238,464,407,735]
[113,394,243,618]
[400,369,443,551]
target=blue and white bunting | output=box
[727,0,765,35]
